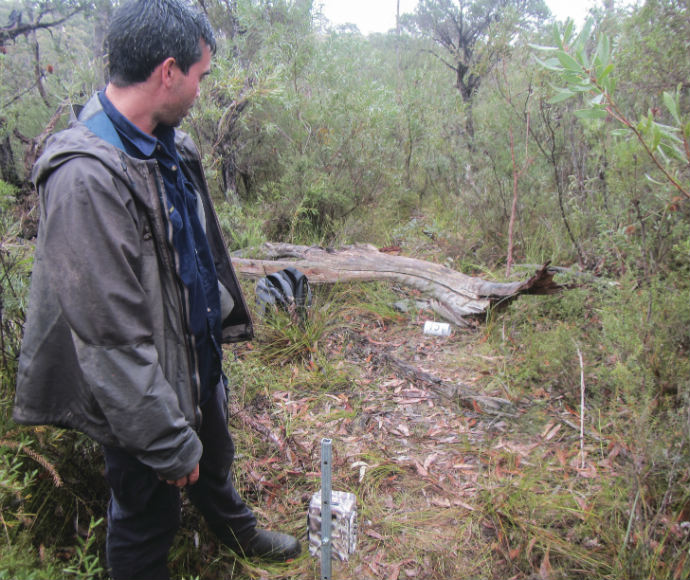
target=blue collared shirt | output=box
[98,91,222,404]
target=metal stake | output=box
[320,438,332,580]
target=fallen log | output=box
[379,352,515,415]
[232,243,563,325]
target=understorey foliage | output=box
[1,0,689,578]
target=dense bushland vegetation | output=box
[1,0,688,578]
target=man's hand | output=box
[166,463,200,487]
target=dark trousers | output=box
[103,382,257,580]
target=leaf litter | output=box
[221,295,674,580]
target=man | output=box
[12,1,300,578]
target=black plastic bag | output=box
[255,267,312,322]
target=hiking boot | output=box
[234,528,301,561]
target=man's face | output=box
[163,41,212,127]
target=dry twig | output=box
[227,401,297,464]
[0,439,62,487]
[577,346,585,469]
[380,352,514,415]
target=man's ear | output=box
[160,57,177,88]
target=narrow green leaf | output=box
[534,55,563,72]
[652,121,681,140]
[552,21,563,48]
[529,43,558,52]
[556,51,584,73]
[608,77,617,94]
[637,116,652,133]
[596,63,614,85]
[564,18,575,39]
[644,173,666,186]
[651,124,662,150]
[573,18,594,52]
[563,71,587,84]
[570,82,594,93]
[574,108,608,121]
[548,89,576,104]
[596,35,610,66]
[663,91,681,125]
[556,20,574,49]
[575,45,590,71]
[654,141,668,162]
[658,142,686,163]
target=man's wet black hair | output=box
[106,0,216,87]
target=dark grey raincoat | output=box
[13,94,252,481]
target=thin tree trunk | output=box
[506,128,518,277]
[0,134,20,186]
[506,117,532,277]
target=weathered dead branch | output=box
[233,242,563,325]
[228,400,298,464]
[380,353,514,414]
[0,439,62,487]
